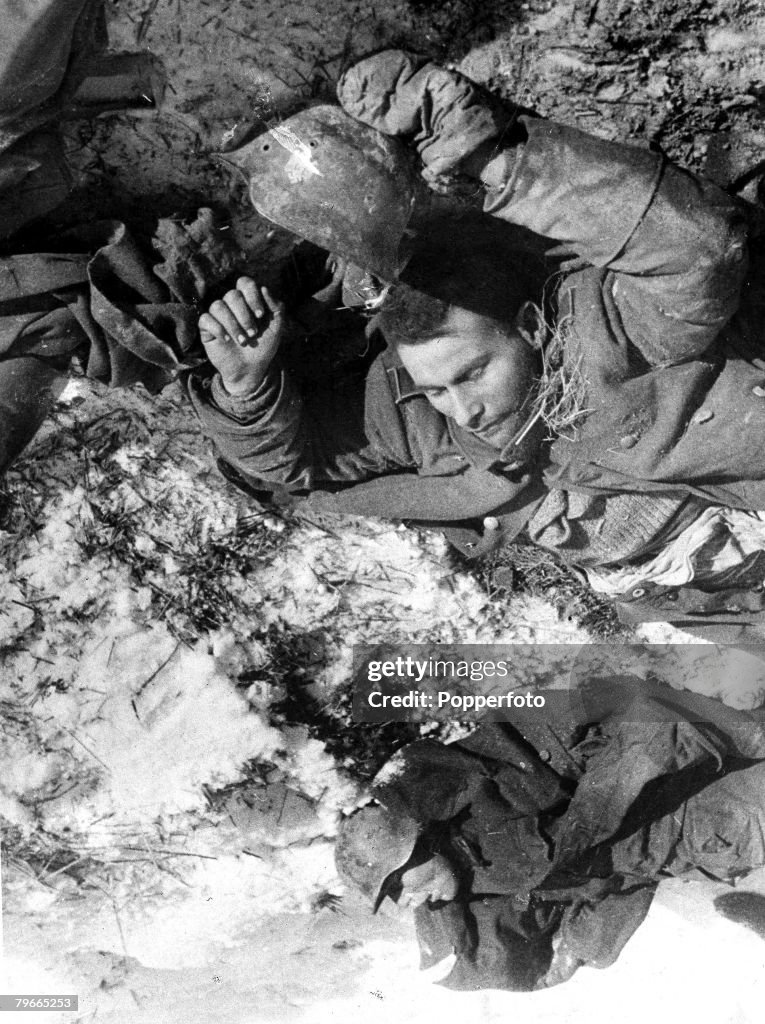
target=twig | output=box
[135,641,182,697]
[94,883,130,957]
[119,847,218,860]
[60,727,110,772]
[43,854,91,881]
[136,0,160,44]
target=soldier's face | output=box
[397,305,540,449]
[398,853,459,908]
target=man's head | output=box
[335,803,421,911]
[378,217,547,449]
[335,802,460,912]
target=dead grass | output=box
[534,314,593,441]
[470,540,633,641]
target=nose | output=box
[451,392,483,430]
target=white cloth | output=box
[586,506,765,596]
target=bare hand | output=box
[539,945,583,988]
[198,277,287,396]
[398,854,459,908]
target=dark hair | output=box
[378,213,548,345]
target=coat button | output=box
[619,433,639,449]
[632,587,647,598]
[692,409,714,425]
[664,590,678,602]
[539,749,551,763]
[483,516,500,531]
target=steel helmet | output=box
[222,104,418,281]
[335,803,420,911]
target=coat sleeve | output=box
[338,50,750,366]
[186,356,415,491]
[481,117,749,364]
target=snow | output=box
[1,376,592,1019]
[5,379,765,1024]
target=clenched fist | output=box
[198,277,287,396]
[337,49,513,181]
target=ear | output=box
[513,301,545,350]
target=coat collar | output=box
[385,361,425,402]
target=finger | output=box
[236,277,266,318]
[223,289,259,338]
[261,285,285,317]
[209,299,248,344]
[198,312,228,345]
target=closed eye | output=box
[464,364,486,383]
[421,362,486,397]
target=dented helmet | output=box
[335,803,419,912]
[222,105,418,281]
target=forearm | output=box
[187,365,406,491]
[339,50,749,364]
[193,368,316,487]
[479,117,748,358]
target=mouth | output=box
[472,417,505,437]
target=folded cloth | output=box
[586,505,765,596]
[0,210,237,392]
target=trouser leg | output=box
[0,356,69,473]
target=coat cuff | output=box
[208,371,276,422]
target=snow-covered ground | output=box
[0,378,595,1022]
[4,0,765,1020]
[3,364,765,1024]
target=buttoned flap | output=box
[442,500,543,559]
[614,581,765,628]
